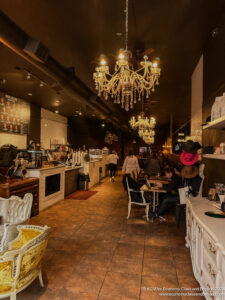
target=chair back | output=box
[0,225,50,296]
[126,177,146,204]
[126,177,132,203]
[0,193,33,224]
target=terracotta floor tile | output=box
[114,242,144,258]
[143,259,175,276]
[65,269,106,296]
[141,273,180,300]
[144,245,173,260]
[57,288,98,300]
[119,233,145,245]
[100,271,141,298]
[145,235,171,247]
[109,255,143,275]
[75,253,113,272]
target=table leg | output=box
[153,192,156,212]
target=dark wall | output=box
[28,103,41,144]
[68,116,123,158]
[202,13,225,195]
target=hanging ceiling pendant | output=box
[93,0,161,111]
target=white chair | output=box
[0,224,50,300]
[0,193,33,246]
[126,177,150,221]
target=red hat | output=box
[180,151,199,166]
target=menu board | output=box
[0,93,30,135]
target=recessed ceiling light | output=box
[55,110,59,114]
[74,114,78,117]
[40,81,44,87]
[26,73,31,80]
[116,32,122,36]
[27,93,32,96]
[79,111,82,116]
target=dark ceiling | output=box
[0,0,224,128]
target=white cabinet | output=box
[186,198,225,300]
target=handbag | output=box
[178,178,193,204]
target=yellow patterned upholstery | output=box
[0,261,13,294]
[0,225,50,300]
[10,228,42,250]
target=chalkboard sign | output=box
[0,93,30,135]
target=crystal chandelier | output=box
[129,112,156,130]
[93,0,161,111]
[104,131,118,144]
[138,128,155,138]
[143,136,155,144]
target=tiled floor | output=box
[15,174,203,300]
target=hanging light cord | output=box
[125,0,129,50]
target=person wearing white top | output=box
[108,150,119,182]
[122,151,140,180]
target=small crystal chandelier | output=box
[143,136,155,144]
[129,112,156,130]
[138,128,155,138]
[93,0,161,111]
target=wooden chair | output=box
[0,224,50,300]
[126,177,150,221]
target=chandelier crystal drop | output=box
[93,0,161,111]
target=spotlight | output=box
[55,110,59,114]
[40,81,44,87]
[27,93,32,96]
[26,73,31,79]
[101,122,105,127]
[78,111,82,116]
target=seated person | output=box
[153,165,202,221]
[122,174,151,203]
[153,167,183,220]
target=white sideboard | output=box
[186,197,225,300]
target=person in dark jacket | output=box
[145,152,161,176]
[153,167,182,220]
[153,165,201,221]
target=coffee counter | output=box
[65,166,82,196]
[25,156,109,211]
[26,165,65,211]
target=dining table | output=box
[148,186,167,212]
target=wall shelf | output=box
[203,154,225,160]
[203,115,225,129]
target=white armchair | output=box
[0,224,50,300]
[126,177,150,221]
[0,194,33,246]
